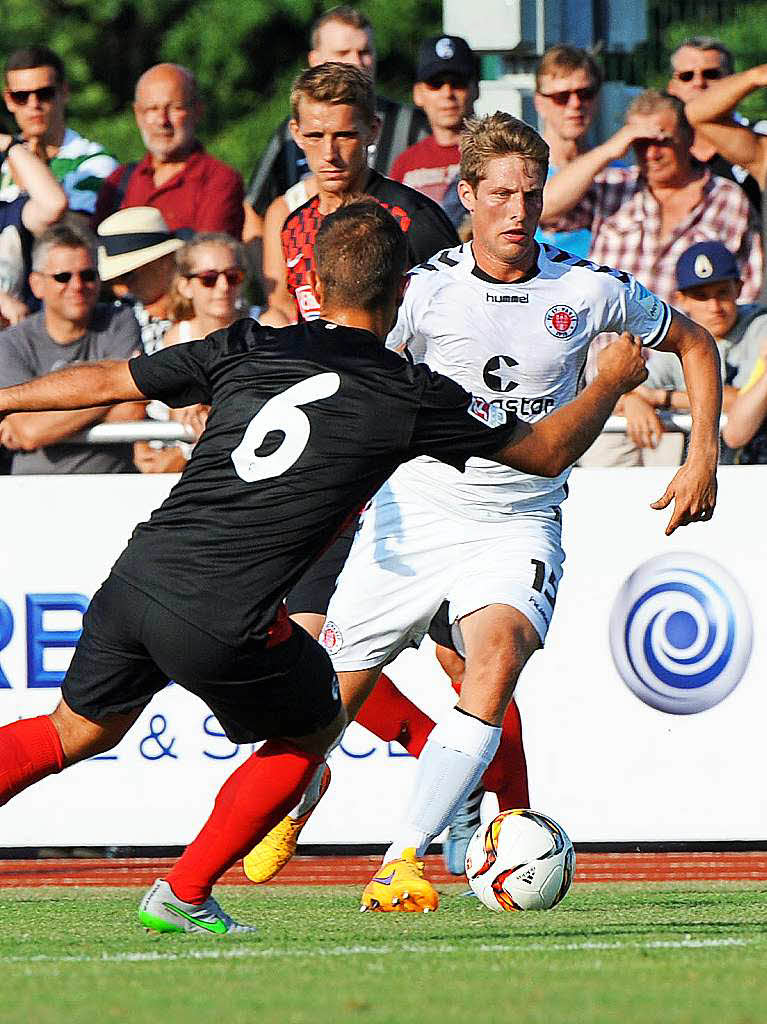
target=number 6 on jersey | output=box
[231,372,341,482]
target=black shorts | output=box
[427,600,458,652]
[286,521,357,616]
[62,575,341,743]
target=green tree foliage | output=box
[0,0,441,178]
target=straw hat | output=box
[97,206,184,281]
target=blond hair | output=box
[460,112,549,191]
[290,62,375,124]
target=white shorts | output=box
[321,478,565,671]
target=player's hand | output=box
[597,334,648,394]
[650,459,718,536]
[133,441,187,474]
[622,392,664,449]
[609,119,668,159]
[0,415,27,450]
[171,402,210,439]
[0,292,29,326]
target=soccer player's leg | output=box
[143,614,345,935]
[246,483,444,884]
[427,605,487,874]
[372,510,562,902]
[0,575,159,806]
[431,610,530,870]
[243,527,356,883]
[0,700,137,806]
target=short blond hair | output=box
[290,62,376,125]
[460,112,549,191]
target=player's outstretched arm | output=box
[0,360,144,419]
[492,334,647,477]
[649,311,721,536]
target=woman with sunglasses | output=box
[133,232,247,473]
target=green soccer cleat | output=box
[138,878,258,936]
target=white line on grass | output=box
[0,936,754,967]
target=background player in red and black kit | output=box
[0,201,649,935]
[266,61,458,324]
[273,61,458,638]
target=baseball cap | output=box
[675,241,740,291]
[416,36,475,84]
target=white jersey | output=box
[386,242,672,520]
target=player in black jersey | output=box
[0,202,648,935]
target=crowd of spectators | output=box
[2,8,767,477]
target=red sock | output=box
[482,699,530,810]
[355,672,434,757]
[167,740,322,903]
[0,716,65,807]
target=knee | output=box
[49,701,129,766]
[290,704,348,760]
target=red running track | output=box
[2,852,767,888]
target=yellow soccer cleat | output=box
[243,764,331,884]
[359,848,439,913]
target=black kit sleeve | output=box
[128,336,219,407]
[407,366,519,470]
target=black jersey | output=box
[119,317,518,647]
[282,170,458,320]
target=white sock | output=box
[383,707,500,862]
[288,726,345,818]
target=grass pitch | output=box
[2,882,766,1024]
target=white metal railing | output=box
[70,413,710,445]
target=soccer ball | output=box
[464,809,575,911]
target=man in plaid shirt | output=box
[543,89,761,466]
[542,90,762,304]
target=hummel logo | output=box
[486,293,528,303]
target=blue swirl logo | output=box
[609,553,752,714]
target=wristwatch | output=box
[661,388,674,409]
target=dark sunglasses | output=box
[633,136,675,149]
[8,85,58,105]
[44,269,98,284]
[537,86,598,105]
[424,74,471,90]
[185,268,245,288]
[674,68,724,82]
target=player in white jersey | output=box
[249,113,722,911]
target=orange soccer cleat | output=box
[359,848,439,913]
